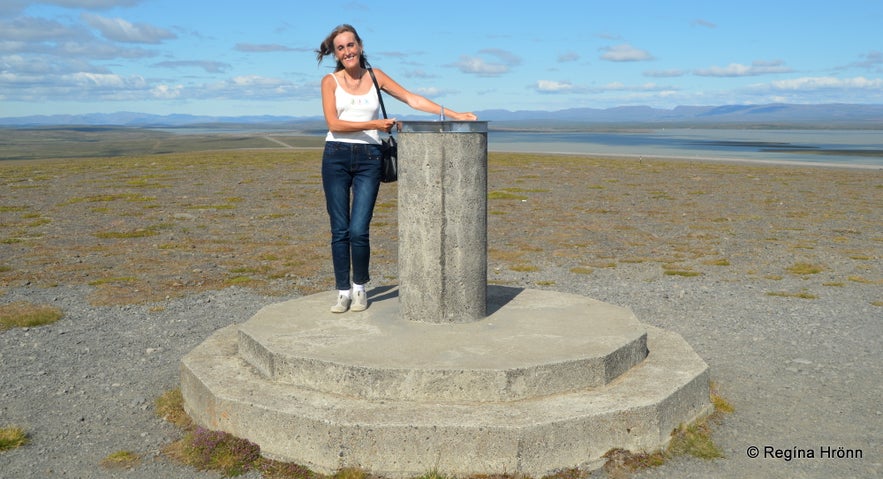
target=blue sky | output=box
[1,0,882,118]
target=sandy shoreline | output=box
[488,147,883,170]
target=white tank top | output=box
[324,73,382,145]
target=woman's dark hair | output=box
[316,24,368,71]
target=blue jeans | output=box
[322,141,382,291]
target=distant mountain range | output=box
[2,103,882,128]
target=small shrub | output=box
[168,427,260,477]
[101,450,141,469]
[664,269,701,277]
[710,383,735,414]
[94,228,159,239]
[667,422,724,459]
[786,262,823,275]
[333,467,368,479]
[542,467,587,479]
[155,389,320,479]
[225,275,254,285]
[488,191,527,201]
[703,258,731,266]
[0,426,28,451]
[602,381,733,476]
[155,389,192,429]
[88,276,137,286]
[510,264,539,272]
[848,275,877,284]
[766,291,818,299]
[0,302,63,331]
[602,448,666,477]
[259,458,316,479]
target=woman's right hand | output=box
[376,118,396,133]
[450,111,478,121]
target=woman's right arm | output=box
[322,75,396,133]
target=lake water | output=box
[488,129,883,168]
[155,125,883,168]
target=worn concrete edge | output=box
[234,289,650,403]
[180,323,711,477]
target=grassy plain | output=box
[0,126,323,161]
[0,129,880,478]
[0,129,881,307]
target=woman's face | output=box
[333,31,362,69]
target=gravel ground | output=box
[1,152,881,478]
[2,267,880,479]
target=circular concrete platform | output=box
[237,285,648,402]
[181,286,711,478]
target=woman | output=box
[316,24,477,313]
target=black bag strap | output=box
[365,63,388,120]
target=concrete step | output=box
[181,286,711,478]
[236,286,649,403]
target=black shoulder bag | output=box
[366,65,398,183]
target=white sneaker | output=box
[351,289,368,312]
[331,293,351,313]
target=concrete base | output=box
[181,286,711,478]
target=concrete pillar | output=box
[397,121,488,323]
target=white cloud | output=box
[230,75,281,87]
[557,52,579,63]
[81,13,175,44]
[0,16,156,60]
[480,48,521,65]
[153,60,230,74]
[738,76,883,104]
[450,49,521,77]
[45,1,141,8]
[2,53,108,75]
[414,86,442,97]
[404,69,437,79]
[691,19,716,28]
[151,83,182,99]
[839,50,883,72]
[189,75,315,100]
[235,43,296,53]
[694,60,792,77]
[600,44,654,62]
[0,0,27,16]
[644,69,686,78]
[453,56,508,76]
[533,80,675,96]
[54,40,155,59]
[0,16,84,42]
[767,76,883,91]
[69,71,132,87]
[4,71,151,101]
[536,80,574,93]
[600,82,672,92]
[0,1,141,16]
